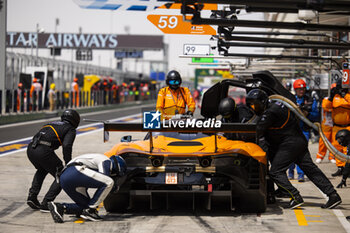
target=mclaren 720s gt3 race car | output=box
[102,71,296,213]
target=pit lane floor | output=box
[1,118,350,233]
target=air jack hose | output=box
[268,95,350,163]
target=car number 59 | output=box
[158,16,178,29]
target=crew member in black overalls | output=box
[219,97,276,203]
[246,89,341,209]
[26,109,80,212]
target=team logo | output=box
[143,111,161,129]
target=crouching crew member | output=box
[27,109,80,212]
[335,130,350,188]
[246,89,341,209]
[48,154,127,223]
[218,97,255,140]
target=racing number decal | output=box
[158,16,178,29]
[343,62,350,88]
[343,70,349,83]
[166,173,178,184]
[147,15,216,35]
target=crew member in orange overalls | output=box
[323,80,350,176]
[316,83,337,164]
[30,78,43,110]
[156,70,196,120]
[71,77,79,107]
[17,83,24,111]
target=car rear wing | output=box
[103,122,260,153]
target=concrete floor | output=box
[1,121,350,233]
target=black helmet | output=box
[336,129,350,147]
[246,89,268,116]
[166,70,182,90]
[110,155,127,176]
[285,82,292,91]
[218,97,236,119]
[61,109,80,128]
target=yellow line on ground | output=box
[308,220,324,223]
[304,215,321,217]
[294,208,308,226]
[74,203,104,224]
[74,218,84,224]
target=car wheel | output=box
[236,191,267,213]
[103,192,129,213]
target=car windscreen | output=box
[153,132,210,140]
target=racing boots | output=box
[267,192,276,204]
[321,192,342,209]
[274,188,290,198]
[27,195,41,210]
[332,167,344,177]
[40,200,50,213]
[81,208,103,221]
[48,202,65,223]
[289,194,304,209]
[315,158,322,164]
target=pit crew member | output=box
[323,79,350,177]
[48,154,126,223]
[26,109,80,212]
[156,70,196,120]
[335,129,350,189]
[246,89,341,209]
[288,79,320,182]
[316,83,337,164]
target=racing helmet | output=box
[336,129,350,147]
[33,78,38,83]
[110,155,127,176]
[246,89,268,116]
[73,77,78,82]
[293,79,306,90]
[50,83,56,90]
[166,70,182,90]
[61,109,80,128]
[218,97,236,119]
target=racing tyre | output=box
[103,192,129,213]
[235,191,266,213]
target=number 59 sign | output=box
[343,62,350,88]
[147,14,215,35]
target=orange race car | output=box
[103,71,296,213]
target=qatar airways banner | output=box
[6,32,163,50]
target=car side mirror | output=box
[121,135,132,142]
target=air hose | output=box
[268,95,350,163]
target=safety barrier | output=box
[1,89,157,115]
